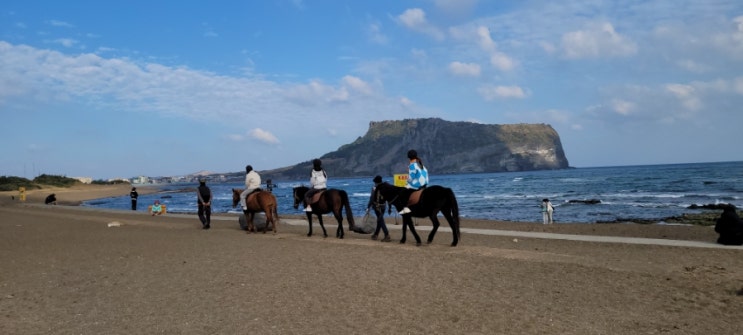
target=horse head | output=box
[375,182,404,211]
[292,186,308,209]
[231,188,241,208]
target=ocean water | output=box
[83,161,743,224]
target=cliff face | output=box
[260,118,570,180]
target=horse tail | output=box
[447,187,461,239]
[340,190,355,229]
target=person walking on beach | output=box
[541,198,554,224]
[197,178,213,230]
[367,175,391,242]
[240,165,261,211]
[304,159,327,212]
[399,149,428,215]
[130,187,138,210]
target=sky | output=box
[1,0,742,180]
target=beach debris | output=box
[513,238,518,243]
[107,221,122,227]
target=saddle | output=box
[407,189,423,206]
[310,190,325,204]
[246,188,263,203]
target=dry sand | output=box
[1,185,742,334]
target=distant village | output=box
[71,172,236,185]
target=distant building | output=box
[72,177,93,184]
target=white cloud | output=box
[448,61,480,77]
[400,96,414,108]
[611,99,635,115]
[665,83,701,110]
[47,20,74,28]
[249,128,280,144]
[478,85,527,100]
[53,38,78,48]
[342,75,373,95]
[396,8,445,40]
[561,22,637,59]
[476,26,496,52]
[490,52,516,71]
[367,22,387,45]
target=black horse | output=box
[292,186,356,239]
[374,182,461,246]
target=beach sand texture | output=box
[1,185,742,334]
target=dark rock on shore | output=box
[569,199,602,204]
[687,203,736,210]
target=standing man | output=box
[197,179,213,229]
[130,187,138,210]
[240,165,261,211]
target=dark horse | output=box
[292,186,355,238]
[374,182,461,246]
[231,188,280,234]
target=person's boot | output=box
[381,235,391,242]
[371,234,378,240]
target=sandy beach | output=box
[1,185,742,334]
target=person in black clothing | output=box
[197,179,213,229]
[130,187,138,210]
[44,193,56,205]
[714,205,743,246]
[367,175,391,242]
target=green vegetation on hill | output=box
[0,174,128,191]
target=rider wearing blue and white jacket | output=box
[400,149,428,214]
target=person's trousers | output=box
[198,204,211,225]
[131,200,137,210]
[373,209,388,236]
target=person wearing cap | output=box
[150,200,163,216]
[240,165,261,211]
[130,187,138,210]
[367,175,391,242]
[304,158,327,212]
[399,149,429,214]
[197,178,213,229]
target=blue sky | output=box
[1,0,742,180]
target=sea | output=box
[82,161,743,224]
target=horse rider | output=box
[240,165,261,211]
[399,149,428,214]
[304,158,327,212]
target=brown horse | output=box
[292,186,355,238]
[231,188,280,234]
[374,182,461,246]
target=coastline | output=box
[1,184,742,334]
[0,183,723,242]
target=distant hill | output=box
[245,118,570,182]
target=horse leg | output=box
[334,210,344,239]
[305,212,313,237]
[442,212,459,247]
[248,213,256,233]
[316,214,328,238]
[406,216,422,246]
[427,214,441,244]
[400,216,408,244]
